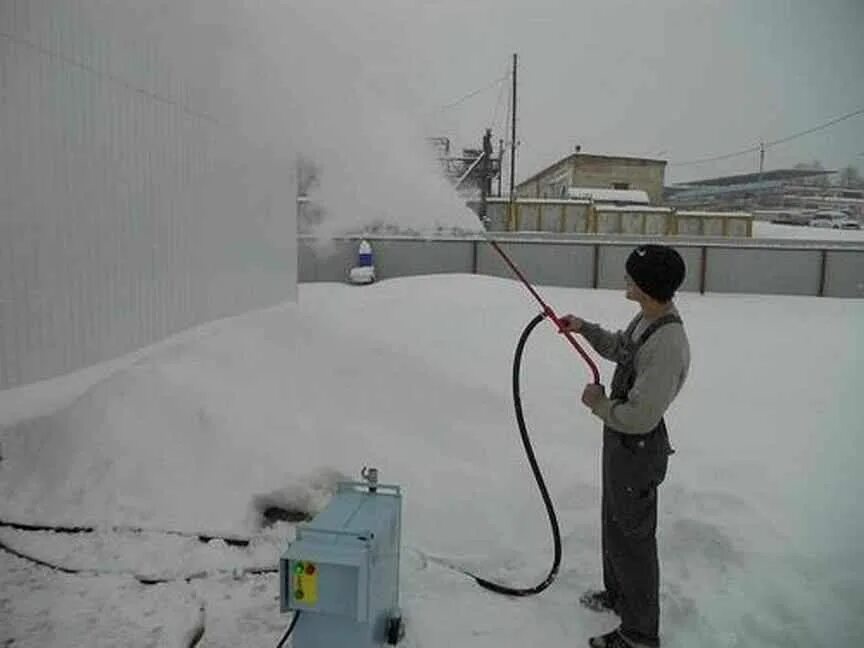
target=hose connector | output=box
[361,466,379,493]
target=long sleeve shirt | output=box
[580,306,690,435]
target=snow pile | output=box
[752,221,864,241]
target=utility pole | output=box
[480,129,493,224]
[498,138,505,197]
[757,141,765,208]
[758,141,765,179]
[509,53,517,199]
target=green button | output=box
[295,589,304,600]
[294,562,304,575]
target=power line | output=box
[438,74,509,112]
[669,146,759,166]
[0,31,219,124]
[669,106,864,167]
[489,68,509,133]
[766,106,864,147]
[669,144,761,167]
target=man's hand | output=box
[581,383,606,408]
[559,314,585,334]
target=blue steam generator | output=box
[280,467,404,647]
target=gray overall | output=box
[602,314,679,647]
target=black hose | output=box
[275,611,301,648]
[473,312,562,597]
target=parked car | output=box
[808,211,860,229]
[767,211,810,226]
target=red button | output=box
[305,563,316,575]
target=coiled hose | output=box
[472,311,562,596]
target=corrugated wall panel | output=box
[0,2,297,389]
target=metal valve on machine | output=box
[361,466,378,491]
[280,467,404,647]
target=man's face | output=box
[625,273,643,302]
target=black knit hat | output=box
[625,245,686,302]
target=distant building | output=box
[664,169,864,217]
[515,153,668,204]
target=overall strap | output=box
[635,313,682,348]
[609,312,682,401]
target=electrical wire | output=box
[669,144,762,167]
[490,69,510,133]
[669,106,864,167]
[275,611,301,648]
[438,74,510,112]
[0,32,219,123]
[766,106,864,148]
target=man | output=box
[560,244,690,648]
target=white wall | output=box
[0,1,297,389]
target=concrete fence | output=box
[300,234,864,299]
[473,199,754,238]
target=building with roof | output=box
[515,152,668,204]
[663,168,860,214]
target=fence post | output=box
[472,239,479,275]
[819,249,828,297]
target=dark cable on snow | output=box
[275,611,301,648]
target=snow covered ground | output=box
[2,273,863,647]
[752,221,864,241]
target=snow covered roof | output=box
[677,210,752,218]
[566,187,651,204]
[676,168,835,187]
[594,205,672,213]
[484,197,591,205]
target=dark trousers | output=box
[601,427,670,647]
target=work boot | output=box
[588,629,656,648]
[579,589,620,615]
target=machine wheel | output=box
[386,615,405,645]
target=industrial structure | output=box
[462,149,751,237]
[428,131,503,198]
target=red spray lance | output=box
[486,238,600,383]
[450,236,601,597]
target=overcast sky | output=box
[294,0,864,185]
